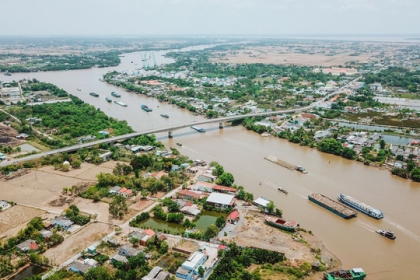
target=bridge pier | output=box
[219,122,223,129]
[168,131,173,138]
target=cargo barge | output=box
[265,215,298,232]
[338,194,383,219]
[308,193,357,219]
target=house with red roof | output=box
[16,239,39,252]
[118,188,133,198]
[177,189,203,201]
[227,210,240,224]
[212,185,238,195]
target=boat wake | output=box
[385,218,420,242]
[355,220,376,233]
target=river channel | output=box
[3,45,420,279]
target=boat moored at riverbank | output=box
[89,92,99,97]
[141,104,152,112]
[111,91,121,98]
[114,101,127,107]
[105,97,112,102]
[324,268,366,280]
[309,193,357,219]
[265,215,298,232]
[338,194,383,219]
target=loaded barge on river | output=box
[338,194,383,219]
[309,193,357,219]
[265,215,298,232]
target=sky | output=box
[1,0,419,36]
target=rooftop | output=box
[206,192,235,206]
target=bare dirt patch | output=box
[221,210,339,269]
[0,170,84,206]
[0,123,22,146]
[130,199,154,211]
[0,205,45,237]
[174,240,200,254]
[43,222,110,265]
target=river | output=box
[3,45,420,279]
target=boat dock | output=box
[309,193,357,219]
[265,155,296,170]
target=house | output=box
[253,197,270,208]
[171,165,180,172]
[0,153,6,161]
[206,193,236,209]
[130,229,154,246]
[176,251,208,280]
[186,167,199,174]
[68,261,92,275]
[119,245,142,258]
[193,181,214,193]
[177,190,203,201]
[98,130,109,136]
[142,266,166,280]
[180,204,201,216]
[227,210,240,224]
[16,133,29,139]
[111,254,128,264]
[51,216,74,230]
[0,200,11,211]
[212,185,238,195]
[197,174,216,183]
[87,246,97,255]
[99,151,113,161]
[39,229,53,240]
[109,186,122,194]
[83,258,98,268]
[118,187,134,198]
[16,240,39,252]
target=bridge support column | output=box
[168,131,173,138]
[219,122,223,129]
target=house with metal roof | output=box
[206,193,236,209]
[51,216,74,230]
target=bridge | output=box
[0,104,317,167]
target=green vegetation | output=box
[209,243,285,280]
[65,205,90,226]
[7,84,133,148]
[364,67,420,93]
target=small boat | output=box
[89,92,99,97]
[296,165,308,174]
[105,97,112,102]
[176,143,182,147]
[114,101,127,107]
[265,215,298,232]
[77,88,81,91]
[376,229,396,240]
[161,114,169,118]
[141,104,152,112]
[111,92,121,98]
[191,125,206,133]
[277,187,288,194]
[4,71,11,76]
[324,268,366,280]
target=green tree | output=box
[341,147,356,159]
[198,266,205,277]
[84,266,113,280]
[109,195,128,219]
[379,139,386,149]
[317,138,343,155]
[266,201,275,214]
[216,172,235,186]
[215,216,225,228]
